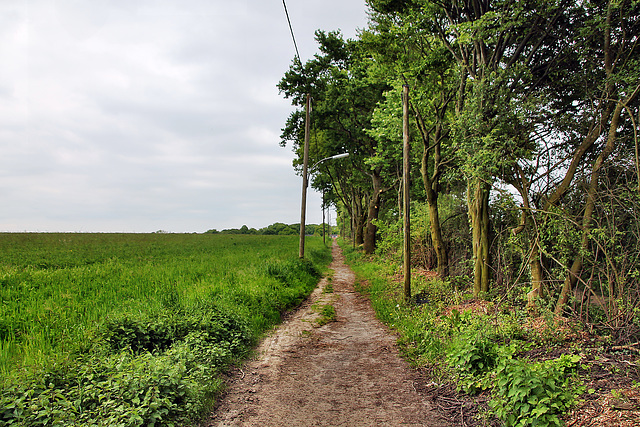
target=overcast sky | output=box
[0,0,369,232]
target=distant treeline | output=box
[205,222,332,236]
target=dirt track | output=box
[201,239,448,426]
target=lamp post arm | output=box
[309,153,349,174]
[299,151,349,258]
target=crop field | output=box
[0,233,331,426]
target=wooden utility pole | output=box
[299,94,311,258]
[352,199,356,249]
[402,84,411,302]
[322,188,326,245]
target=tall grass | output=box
[0,233,330,425]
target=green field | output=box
[0,233,331,426]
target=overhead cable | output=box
[282,0,302,65]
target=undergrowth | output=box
[341,240,586,427]
[1,304,248,426]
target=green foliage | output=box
[414,277,459,309]
[0,233,330,426]
[314,304,337,326]
[99,307,250,357]
[258,222,299,236]
[341,239,586,424]
[447,324,499,393]
[1,349,218,426]
[371,194,471,277]
[279,28,391,253]
[205,223,329,237]
[490,354,583,427]
[373,218,403,260]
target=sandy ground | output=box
[199,239,448,427]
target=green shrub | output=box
[447,331,499,393]
[100,307,251,356]
[489,354,582,427]
[2,353,197,426]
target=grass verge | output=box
[338,240,622,427]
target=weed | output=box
[323,279,334,293]
[489,353,583,426]
[447,331,499,393]
[314,304,337,326]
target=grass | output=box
[313,303,337,326]
[339,239,594,426]
[323,278,334,293]
[0,233,331,425]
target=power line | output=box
[282,0,301,65]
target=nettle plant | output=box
[489,353,583,427]
[447,331,499,393]
[447,334,583,427]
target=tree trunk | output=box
[427,202,449,278]
[528,241,544,303]
[418,119,449,278]
[355,213,365,245]
[422,160,449,278]
[555,100,625,314]
[363,170,382,254]
[510,166,545,309]
[353,194,365,246]
[469,179,491,296]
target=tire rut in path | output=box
[203,240,448,427]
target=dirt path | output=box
[201,240,449,426]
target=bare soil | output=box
[200,240,449,426]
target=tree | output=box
[278,31,389,254]
[362,8,459,277]
[368,0,574,295]
[552,0,640,313]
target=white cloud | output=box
[0,0,369,232]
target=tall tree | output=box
[362,9,458,277]
[552,0,640,313]
[369,0,574,295]
[278,31,389,253]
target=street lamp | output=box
[309,152,349,171]
[299,152,349,258]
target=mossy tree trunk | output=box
[363,170,383,254]
[469,179,491,296]
[421,137,449,278]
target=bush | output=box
[447,330,499,393]
[2,353,196,426]
[489,354,582,427]
[100,307,251,356]
[1,306,253,426]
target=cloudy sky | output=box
[0,0,369,232]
